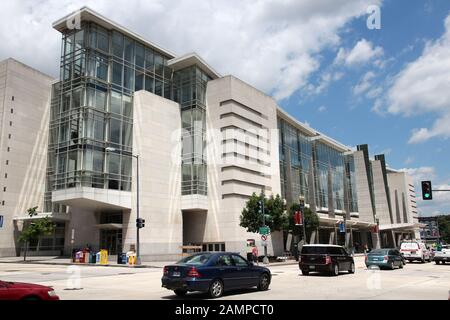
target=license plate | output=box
[172,272,180,277]
[309,266,315,270]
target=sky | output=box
[0,0,449,216]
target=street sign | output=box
[339,222,346,233]
[0,215,3,228]
[261,235,267,241]
[259,226,270,235]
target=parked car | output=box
[0,280,59,300]
[161,252,271,298]
[434,245,450,264]
[299,244,355,276]
[365,248,404,270]
[400,241,432,263]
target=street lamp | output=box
[106,147,141,265]
[298,195,307,245]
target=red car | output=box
[0,280,59,300]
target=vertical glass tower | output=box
[46,21,178,211]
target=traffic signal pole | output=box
[135,154,141,266]
[261,191,269,265]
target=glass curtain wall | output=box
[278,118,312,203]
[312,142,345,211]
[345,154,358,213]
[46,22,173,210]
[173,66,210,196]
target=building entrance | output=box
[100,230,122,255]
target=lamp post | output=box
[298,195,307,245]
[106,147,141,265]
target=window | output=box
[145,75,154,93]
[3,187,6,192]
[124,37,134,63]
[4,174,7,179]
[9,121,12,126]
[10,108,13,114]
[97,31,109,53]
[123,95,132,118]
[11,96,14,101]
[5,160,8,165]
[122,121,132,147]
[216,255,233,266]
[112,62,123,86]
[2,201,4,206]
[154,54,163,76]
[8,134,11,139]
[145,48,154,71]
[112,32,124,58]
[135,70,144,91]
[109,118,121,144]
[232,255,248,267]
[110,91,122,115]
[124,66,134,90]
[135,44,145,68]
[107,153,120,174]
[7,147,10,152]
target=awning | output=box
[379,223,418,231]
[13,213,70,222]
[95,223,123,230]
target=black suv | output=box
[299,245,355,276]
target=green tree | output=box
[286,203,320,242]
[437,215,450,244]
[19,207,55,261]
[240,193,287,233]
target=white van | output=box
[400,241,431,263]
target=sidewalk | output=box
[0,254,366,269]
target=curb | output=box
[0,261,162,268]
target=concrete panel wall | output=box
[372,160,391,225]
[123,90,182,260]
[205,75,282,256]
[0,59,53,257]
[353,150,374,224]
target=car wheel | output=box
[421,256,425,263]
[257,273,270,291]
[348,262,355,274]
[388,261,394,270]
[435,260,440,265]
[399,261,403,269]
[174,289,187,297]
[442,261,446,265]
[331,264,339,276]
[209,279,224,299]
[301,269,309,276]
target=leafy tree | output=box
[240,193,287,233]
[437,215,450,244]
[286,203,320,242]
[19,207,55,261]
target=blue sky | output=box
[0,0,448,216]
[279,0,450,216]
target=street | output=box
[0,257,449,300]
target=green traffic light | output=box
[424,193,430,198]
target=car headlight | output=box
[48,290,57,297]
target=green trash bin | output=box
[89,252,96,264]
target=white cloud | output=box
[387,14,450,143]
[318,105,327,112]
[335,38,384,66]
[399,167,450,216]
[404,156,414,165]
[352,71,375,95]
[0,0,381,100]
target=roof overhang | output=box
[52,6,176,59]
[168,52,221,80]
[13,213,70,222]
[95,223,123,230]
[379,223,420,231]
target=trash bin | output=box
[89,252,96,264]
[96,252,101,264]
[117,253,127,265]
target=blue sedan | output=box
[161,252,271,298]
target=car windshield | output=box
[301,246,332,254]
[401,242,419,249]
[177,253,212,265]
[368,249,389,255]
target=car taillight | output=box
[187,267,201,278]
[383,255,388,261]
[298,256,301,263]
[163,266,168,276]
[365,255,368,262]
[325,255,331,264]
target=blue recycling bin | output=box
[117,253,127,264]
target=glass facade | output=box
[173,66,210,195]
[278,117,358,215]
[278,118,312,203]
[46,22,181,211]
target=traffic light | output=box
[257,199,263,215]
[136,218,146,228]
[421,181,433,200]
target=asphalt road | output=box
[0,257,448,300]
